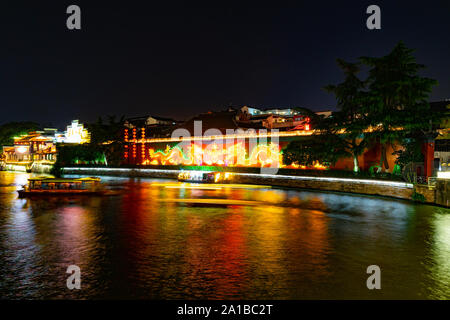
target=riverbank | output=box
[61,166,450,206]
[2,162,53,173]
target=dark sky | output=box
[0,1,449,128]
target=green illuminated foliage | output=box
[0,122,40,146]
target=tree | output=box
[287,42,439,175]
[282,106,346,168]
[392,135,424,182]
[0,122,40,146]
[87,115,125,144]
[289,59,373,173]
[85,115,125,166]
[282,134,347,168]
[360,41,438,171]
[322,59,371,172]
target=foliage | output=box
[282,135,347,167]
[287,42,438,175]
[411,190,426,202]
[322,59,372,172]
[50,162,63,178]
[102,141,124,167]
[392,164,402,176]
[290,59,372,172]
[68,115,126,167]
[369,165,382,175]
[56,144,106,166]
[360,41,439,170]
[55,142,123,170]
[0,122,40,146]
[87,115,125,144]
[401,162,417,184]
[393,137,424,170]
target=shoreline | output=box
[61,167,446,206]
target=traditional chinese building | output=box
[1,120,91,172]
[56,120,91,144]
[124,116,179,138]
[2,129,58,172]
[121,105,444,179]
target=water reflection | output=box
[0,171,449,299]
[430,211,450,299]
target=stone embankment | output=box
[62,167,447,206]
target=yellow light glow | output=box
[137,140,327,169]
[16,146,28,154]
[160,198,264,206]
[64,120,90,144]
[437,171,450,179]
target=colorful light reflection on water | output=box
[0,171,449,299]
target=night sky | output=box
[1,1,449,128]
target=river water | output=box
[0,171,449,299]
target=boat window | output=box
[60,183,69,190]
[82,182,91,190]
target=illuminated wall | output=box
[123,128,326,169]
[140,142,283,167]
[122,126,406,173]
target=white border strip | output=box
[63,167,413,189]
[236,173,413,188]
[64,167,182,174]
[437,171,450,179]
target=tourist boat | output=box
[177,171,232,183]
[17,177,107,197]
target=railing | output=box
[416,175,427,185]
[428,177,437,189]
